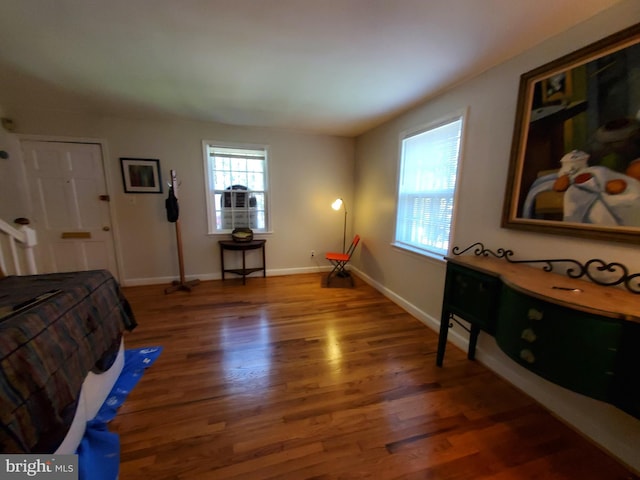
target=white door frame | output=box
[17,134,124,282]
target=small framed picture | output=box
[120,158,163,193]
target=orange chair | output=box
[325,235,360,286]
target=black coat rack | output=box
[165,169,200,294]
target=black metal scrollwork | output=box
[452,242,640,294]
[445,313,468,333]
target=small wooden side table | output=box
[219,239,267,285]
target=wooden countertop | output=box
[446,255,640,323]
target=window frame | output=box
[202,140,272,235]
[392,110,466,260]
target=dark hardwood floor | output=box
[113,273,638,479]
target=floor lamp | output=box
[331,198,347,253]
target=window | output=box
[203,142,269,233]
[394,114,464,258]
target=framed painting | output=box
[120,158,163,194]
[502,23,640,244]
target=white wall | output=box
[1,110,355,284]
[353,0,640,472]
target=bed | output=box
[0,269,136,454]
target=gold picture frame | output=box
[502,23,640,244]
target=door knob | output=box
[519,349,536,364]
[521,328,537,343]
[527,308,543,321]
[103,226,111,231]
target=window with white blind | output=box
[203,142,270,234]
[394,114,464,258]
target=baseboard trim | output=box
[121,266,332,287]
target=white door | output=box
[21,140,119,276]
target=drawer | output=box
[495,286,623,401]
[443,262,501,333]
[613,322,640,418]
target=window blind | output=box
[395,116,463,257]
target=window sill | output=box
[207,231,274,237]
[391,242,446,263]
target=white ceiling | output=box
[0,0,624,137]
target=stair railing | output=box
[0,218,37,275]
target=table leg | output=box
[262,243,266,277]
[242,250,246,285]
[436,311,450,367]
[468,324,480,361]
[220,246,225,280]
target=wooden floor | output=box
[114,273,638,479]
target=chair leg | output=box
[326,262,340,286]
[326,260,353,287]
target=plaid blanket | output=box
[0,270,136,453]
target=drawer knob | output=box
[527,308,544,321]
[521,328,537,343]
[520,349,536,364]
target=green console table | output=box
[437,252,640,419]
